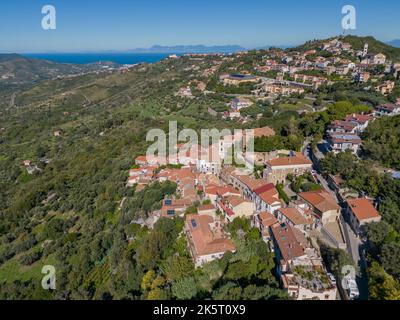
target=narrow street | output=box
[303,142,369,299]
[341,210,369,300]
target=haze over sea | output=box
[23,53,171,65]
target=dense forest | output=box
[362,116,400,170]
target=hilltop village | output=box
[123,36,400,300]
[2,35,400,300]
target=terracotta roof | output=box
[198,204,216,212]
[259,212,279,228]
[225,195,250,207]
[347,198,381,221]
[183,188,197,201]
[135,155,147,162]
[277,208,312,226]
[259,188,281,205]
[267,153,312,167]
[157,168,196,181]
[161,199,192,218]
[253,126,276,138]
[217,200,235,217]
[330,120,357,131]
[299,190,340,213]
[254,183,275,195]
[344,114,372,124]
[235,175,268,191]
[271,223,306,262]
[186,214,235,256]
[204,185,240,197]
[292,227,308,248]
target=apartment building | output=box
[264,152,313,185]
[217,195,255,222]
[346,198,382,234]
[298,190,341,225]
[327,132,362,154]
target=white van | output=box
[343,278,360,300]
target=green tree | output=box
[380,243,400,279]
[368,262,400,300]
[162,255,194,282]
[171,277,198,300]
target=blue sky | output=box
[1,0,399,53]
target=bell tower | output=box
[363,43,369,57]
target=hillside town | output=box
[119,36,400,300]
[126,96,400,300]
[3,32,400,302]
[171,39,400,128]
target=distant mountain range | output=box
[387,39,400,48]
[90,45,247,54]
[2,35,399,89]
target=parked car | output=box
[327,273,336,286]
[343,277,360,300]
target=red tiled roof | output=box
[186,214,235,256]
[205,185,240,197]
[271,223,306,262]
[198,204,216,212]
[267,153,312,167]
[254,183,275,195]
[225,195,250,207]
[259,188,281,206]
[330,120,357,131]
[135,155,147,162]
[277,207,313,225]
[347,198,381,221]
[259,212,279,228]
[235,175,268,192]
[299,190,340,213]
[217,200,235,217]
[253,126,276,138]
[344,113,372,124]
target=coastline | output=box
[22,52,172,65]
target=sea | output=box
[23,53,172,65]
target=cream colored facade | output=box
[264,163,312,185]
[223,76,259,86]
